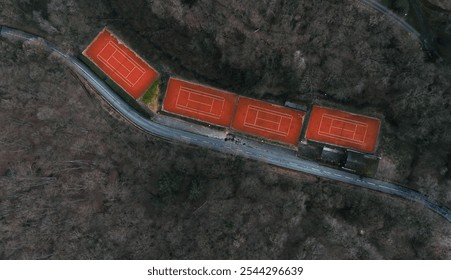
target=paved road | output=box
[2,25,450,223]
[358,0,439,56]
[358,0,421,37]
[153,114,227,140]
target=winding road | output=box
[1,25,450,223]
[358,0,439,57]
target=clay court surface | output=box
[83,28,158,99]
[162,78,238,127]
[306,106,381,153]
[231,97,305,146]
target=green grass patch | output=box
[140,80,160,106]
[104,78,151,118]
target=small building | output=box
[284,101,308,112]
[297,141,322,160]
[344,150,379,176]
[321,147,346,165]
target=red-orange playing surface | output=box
[162,78,237,127]
[83,28,158,99]
[231,97,305,146]
[306,106,381,153]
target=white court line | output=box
[107,53,133,78]
[243,105,293,137]
[187,92,214,107]
[174,86,225,120]
[256,110,282,125]
[96,40,145,88]
[317,113,368,145]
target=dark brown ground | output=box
[0,0,450,259]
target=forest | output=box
[0,0,450,259]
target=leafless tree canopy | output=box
[0,0,450,259]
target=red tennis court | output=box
[231,97,305,146]
[83,28,158,99]
[306,106,381,153]
[162,78,238,127]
